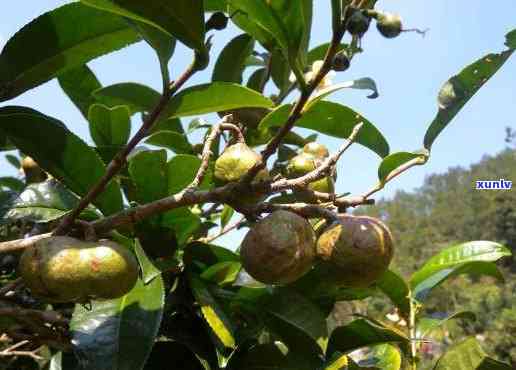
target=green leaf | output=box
[134,239,161,284]
[417,311,476,340]
[128,149,168,203]
[0,3,140,102]
[150,117,184,135]
[0,177,24,192]
[247,68,267,92]
[58,65,102,119]
[307,43,348,65]
[4,180,100,223]
[81,0,205,51]
[360,344,402,370]
[270,50,292,93]
[145,131,192,154]
[93,83,161,114]
[162,82,274,118]
[434,337,512,370]
[200,261,242,286]
[324,352,349,370]
[266,288,328,354]
[88,104,131,147]
[327,319,409,357]
[65,276,164,370]
[220,205,234,229]
[377,151,428,183]
[424,42,515,150]
[184,242,240,270]
[161,207,201,246]
[410,241,511,301]
[5,154,21,169]
[167,154,202,194]
[375,270,411,319]
[259,101,389,157]
[130,20,175,73]
[308,78,379,108]
[212,34,255,83]
[505,28,516,48]
[0,107,123,215]
[331,0,342,36]
[190,274,236,349]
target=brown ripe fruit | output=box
[21,156,47,184]
[302,142,329,159]
[240,211,316,284]
[19,236,139,303]
[316,215,394,287]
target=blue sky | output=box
[1,1,515,247]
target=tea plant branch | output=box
[0,340,43,361]
[202,216,246,243]
[248,202,340,222]
[53,54,203,236]
[0,233,51,254]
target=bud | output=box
[347,10,371,36]
[332,53,350,72]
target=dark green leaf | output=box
[213,34,255,83]
[247,68,267,92]
[307,43,348,65]
[266,288,328,354]
[160,207,201,246]
[184,242,240,270]
[130,20,175,72]
[505,28,516,48]
[0,3,140,102]
[88,104,131,146]
[324,352,349,370]
[434,337,512,370]
[81,0,205,51]
[58,65,102,119]
[66,276,164,370]
[331,0,342,36]
[190,274,236,349]
[417,311,476,340]
[149,117,184,135]
[424,43,515,150]
[220,205,234,229]
[375,270,411,319]
[359,344,401,370]
[5,154,21,169]
[128,149,168,203]
[0,177,24,192]
[378,151,428,183]
[93,83,161,114]
[270,50,291,93]
[327,319,409,357]
[200,261,242,286]
[0,107,123,215]
[162,82,274,118]
[167,154,201,194]
[410,241,511,301]
[4,180,100,223]
[134,239,161,284]
[145,131,192,154]
[259,101,389,157]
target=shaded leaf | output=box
[5,154,21,169]
[184,242,240,271]
[128,149,168,203]
[65,276,164,370]
[0,177,24,192]
[410,241,511,301]
[417,311,476,340]
[93,83,161,114]
[505,28,516,48]
[167,154,202,194]
[375,270,411,319]
[213,34,255,83]
[259,101,389,157]
[81,0,205,50]
[134,239,161,284]
[88,104,131,146]
[434,337,512,370]
[327,319,409,357]
[58,65,102,119]
[200,261,242,286]
[377,151,428,183]
[308,78,380,107]
[358,344,401,370]
[270,50,291,93]
[0,107,123,215]
[424,39,515,150]
[190,274,236,349]
[220,205,234,229]
[247,68,267,92]
[160,207,201,246]
[307,43,348,65]
[162,82,274,118]
[145,131,192,154]
[0,3,140,102]
[4,180,100,223]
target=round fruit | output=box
[287,153,317,178]
[302,142,329,159]
[214,143,269,184]
[19,236,139,303]
[346,10,371,36]
[286,153,335,200]
[21,156,47,184]
[240,211,316,284]
[376,13,403,38]
[332,53,350,72]
[206,12,228,31]
[316,215,394,287]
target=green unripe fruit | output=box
[240,211,316,284]
[376,13,403,38]
[21,156,47,184]
[332,53,350,72]
[347,10,371,36]
[19,236,139,303]
[287,153,317,178]
[302,142,330,159]
[316,215,394,288]
[214,143,269,184]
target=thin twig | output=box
[202,216,246,243]
[0,340,43,361]
[0,233,50,255]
